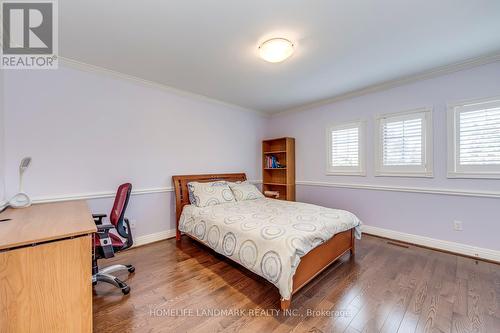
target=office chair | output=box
[92,183,135,294]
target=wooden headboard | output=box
[172,173,247,240]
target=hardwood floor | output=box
[93,235,500,333]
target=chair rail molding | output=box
[31,187,174,204]
[296,180,500,199]
[28,180,262,204]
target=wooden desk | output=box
[0,201,96,333]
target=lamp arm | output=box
[19,170,24,193]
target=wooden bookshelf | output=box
[262,137,295,201]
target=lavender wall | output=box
[2,63,266,237]
[0,70,5,205]
[266,62,500,250]
[2,60,500,250]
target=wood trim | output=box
[281,228,354,310]
[172,173,247,240]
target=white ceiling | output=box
[60,0,500,113]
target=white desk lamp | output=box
[7,157,32,209]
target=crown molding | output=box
[59,51,500,118]
[59,57,269,118]
[272,51,500,118]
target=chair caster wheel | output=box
[122,286,130,295]
[128,266,135,273]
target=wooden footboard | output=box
[280,228,355,310]
[172,173,355,311]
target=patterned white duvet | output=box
[179,198,362,300]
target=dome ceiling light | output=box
[258,38,294,63]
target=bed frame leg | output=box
[350,229,355,256]
[280,299,291,310]
[176,230,181,241]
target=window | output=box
[326,121,365,175]
[375,108,433,177]
[448,97,500,178]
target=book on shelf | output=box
[265,155,284,169]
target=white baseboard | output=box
[362,225,500,263]
[133,229,176,247]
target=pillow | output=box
[187,181,228,205]
[228,182,264,201]
[187,181,236,207]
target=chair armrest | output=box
[95,224,115,259]
[96,224,114,232]
[92,213,107,225]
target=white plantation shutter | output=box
[376,109,432,176]
[449,98,500,178]
[382,118,422,166]
[458,107,500,165]
[331,127,359,167]
[327,122,365,175]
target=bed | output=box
[173,173,361,310]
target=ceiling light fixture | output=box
[258,38,294,63]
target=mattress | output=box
[179,198,362,300]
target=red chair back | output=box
[110,183,132,237]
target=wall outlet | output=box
[130,219,137,229]
[453,220,463,231]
